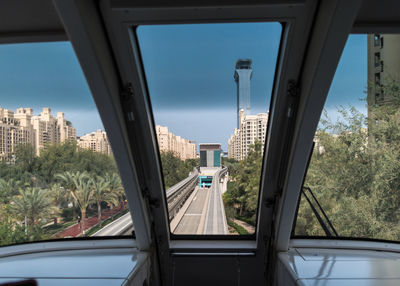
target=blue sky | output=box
[137,23,281,150]
[0,28,367,151]
[325,34,367,119]
[0,42,103,136]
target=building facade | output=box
[0,107,76,159]
[228,110,268,161]
[31,108,77,155]
[155,125,196,160]
[0,108,35,160]
[367,34,400,109]
[77,129,112,155]
[199,143,221,167]
[234,59,253,128]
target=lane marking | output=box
[212,183,218,234]
[198,189,211,234]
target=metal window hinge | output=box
[142,186,160,208]
[287,80,299,98]
[287,80,299,118]
[121,83,135,122]
[121,83,134,101]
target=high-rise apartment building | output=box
[0,108,35,160]
[31,108,76,155]
[367,34,400,110]
[234,59,253,128]
[0,107,76,159]
[77,129,112,155]
[31,108,77,155]
[228,110,268,161]
[155,125,196,160]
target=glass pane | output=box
[0,42,132,247]
[136,23,281,235]
[294,34,400,241]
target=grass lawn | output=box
[43,220,75,235]
[227,219,249,235]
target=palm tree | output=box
[70,172,94,235]
[0,178,21,204]
[91,176,117,222]
[56,171,81,220]
[104,173,125,209]
[49,183,67,225]
[11,187,55,227]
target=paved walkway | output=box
[233,219,255,234]
[53,203,127,238]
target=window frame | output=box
[98,0,319,255]
[134,21,284,240]
[290,31,400,246]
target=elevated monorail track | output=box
[96,168,199,235]
[166,168,199,220]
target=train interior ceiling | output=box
[1,0,400,285]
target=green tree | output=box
[0,178,20,204]
[104,173,125,208]
[70,172,94,234]
[10,187,55,227]
[295,84,400,240]
[37,141,78,183]
[160,151,195,189]
[91,176,117,222]
[14,144,38,177]
[223,140,263,225]
[49,183,68,225]
[56,171,80,220]
[0,208,27,247]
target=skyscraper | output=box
[234,59,253,128]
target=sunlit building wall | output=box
[57,112,76,142]
[155,125,196,160]
[228,128,241,161]
[228,109,268,160]
[0,107,35,160]
[0,107,77,159]
[77,129,112,155]
[367,34,400,108]
[32,108,76,156]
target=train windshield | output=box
[136,22,281,236]
[293,34,400,242]
[0,42,132,247]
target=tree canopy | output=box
[295,86,400,241]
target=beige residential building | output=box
[0,107,35,160]
[77,129,112,155]
[155,125,196,160]
[228,109,268,160]
[0,107,76,159]
[31,108,76,155]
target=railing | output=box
[97,167,200,234]
[167,168,199,220]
